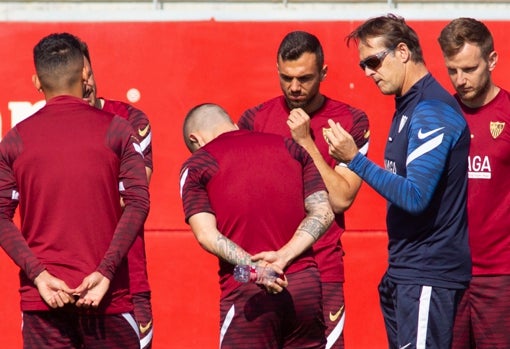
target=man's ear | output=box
[188,133,204,152]
[82,65,90,81]
[488,51,498,72]
[395,42,411,63]
[320,65,328,81]
[32,74,42,92]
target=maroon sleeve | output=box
[284,138,327,198]
[348,106,370,151]
[0,129,46,281]
[179,151,217,223]
[102,99,153,171]
[125,104,153,171]
[96,116,150,280]
[237,107,257,130]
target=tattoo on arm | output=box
[215,234,251,266]
[298,191,334,241]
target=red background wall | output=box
[0,20,508,347]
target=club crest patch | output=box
[490,121,505,139]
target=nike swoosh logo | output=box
[138,124,150,138]
[417,127,444,139]
[139,320,152,334]
[329,305,345,322]
[399,343,412,349]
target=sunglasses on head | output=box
[359,47,395,71]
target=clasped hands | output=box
[250,251,288,295]
[33,270,110,309]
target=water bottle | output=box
[233,264,282,283]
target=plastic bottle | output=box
[233,264,282,283]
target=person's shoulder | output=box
[498,87,510,100]
[322,96,368,118]
[323,96,349,107]
[493,88,510,112]
[182,147,215,174]
[0,126,21,148]
[102,98,147,118]
[422,74,454,100]
[239,96,285,129]
[102,98,128,110]
[418,75,463,114]
[415,99,467,131]
[108,112,136,133]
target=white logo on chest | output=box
[468,155,491,179]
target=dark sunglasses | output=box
[359,47,395,71]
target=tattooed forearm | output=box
[299,190,334,241]
[215,234,252,266]
[296,218,326,241]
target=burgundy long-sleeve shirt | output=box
[102,98,153,294]
[0,95,149,313]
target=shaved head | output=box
[183,103,236,152]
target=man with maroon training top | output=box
[238,31,370,348]
[0,32,149,348]
[439,17,510,349]
[180,103,334,348]
[81,39,154,349]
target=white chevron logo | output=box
[417,127,444,139]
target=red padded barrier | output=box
[0,20,509,348]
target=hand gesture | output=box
[74,271,111,309]
[325,119,359,164]
[33,270,76,308]
[287,108,312,146]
